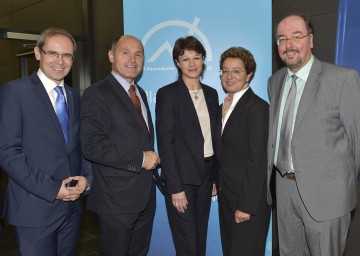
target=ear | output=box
[309,33,314,49]
[108,50,114,64]
[34,46,41,61]
[175,59,180,68]
[246,72,254,82]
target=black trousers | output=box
[218,192,270,256]
[98,182,156,256]
[165,160,213,256]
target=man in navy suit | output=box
[0,27,92,256]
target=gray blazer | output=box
[267,57,360,221]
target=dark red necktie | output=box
[129,85,148,130]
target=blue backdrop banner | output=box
[123,1,272,255]
[335,0,360,73]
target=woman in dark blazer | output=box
[215,47,270,256]
[155,36,219,256]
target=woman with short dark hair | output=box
[156,35,219,256]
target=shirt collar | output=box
[37,69,65,93]
[287,55,314,82]
[111,71,135,92]
[231,86,249,106]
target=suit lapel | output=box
[107,74,150,135]
[215,104,223,162]
[203,85,217,138]
[64,85,74,149]
[31,74,68,149]
[222,88,253,138]
[176,79,202,132]
[138,85,155,142]
[270,69,287,144]
[293,58,321,134]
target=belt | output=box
[273,165,296,180]
[284,172,296,180]
[204,155,214,162]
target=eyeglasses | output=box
[220,68,245,76]
[39,47,74,61]
[276,33,311,46]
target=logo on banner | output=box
[141,17,213,72]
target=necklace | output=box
[192,89,200,100]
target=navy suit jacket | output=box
[0,72,92,227]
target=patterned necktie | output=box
[54,86,69,145]
[277,75,298,175]
[129,84,148,130]
[222,93,234,120]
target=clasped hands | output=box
[56,176,89,201]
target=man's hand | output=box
[235,210,251,223]
[143,151,161,171]
[56,176,89,201]
[172,191,188,213]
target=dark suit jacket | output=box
[0,72,92,227]
[155,79,219,194]
[215,88,269,215]
[81,73,155,214]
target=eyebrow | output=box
[277,30,305,37]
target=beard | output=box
[282,49,303,70]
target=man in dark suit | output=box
[267,14,360,255]
[80,35,160,256]
[0,27,92,255]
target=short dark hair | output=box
[36,27,77,53]
[220,47,256,84]
[172,35,206,78]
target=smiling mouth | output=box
[284,49,299,56]
[225,82,235,86]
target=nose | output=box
[226,71,234,79]
[129,54,136,62]
[285,38,294,48]
[56,54,64,64]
